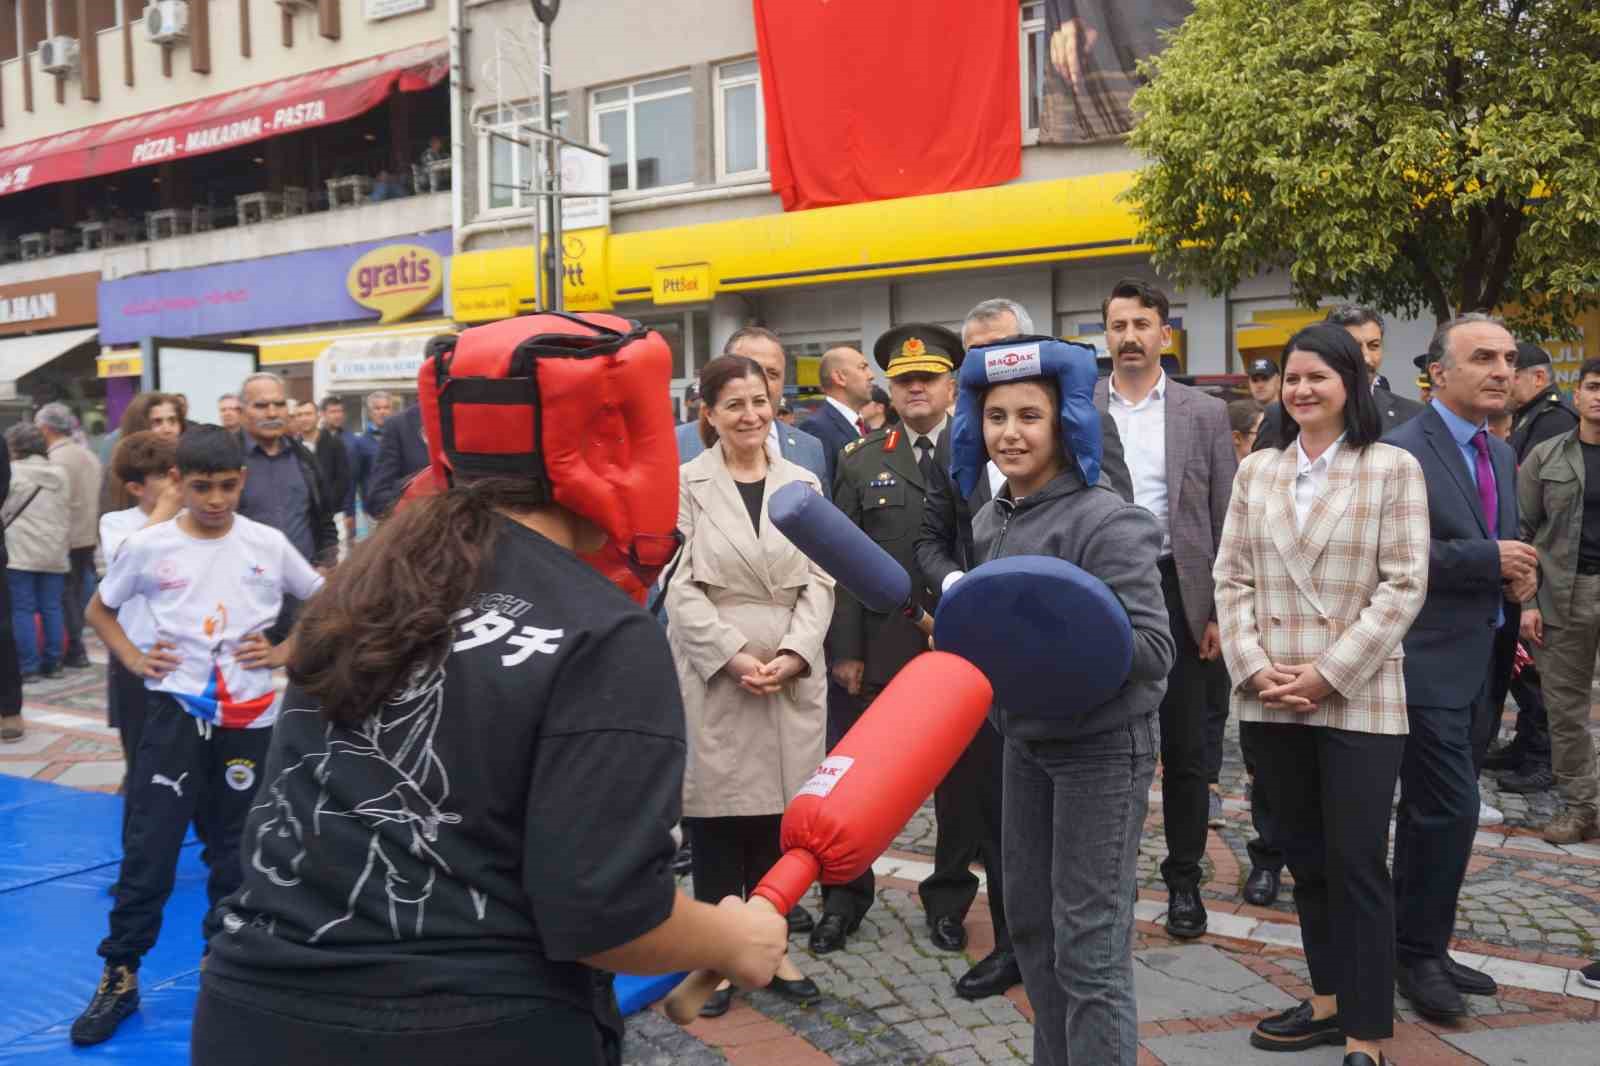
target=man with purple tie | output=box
[1383,314,1538,1023]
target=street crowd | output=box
[0,283,1597,1066]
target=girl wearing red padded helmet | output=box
[191,315,786,1066]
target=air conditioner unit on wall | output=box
[39,35,79,76]
[145,1,191,45]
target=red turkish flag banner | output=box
[754,0,1021,211]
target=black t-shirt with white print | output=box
[207,517,685,1016]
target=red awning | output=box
[0,40,447,199]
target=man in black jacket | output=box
[366,402,431,519]
[292,400,352,518]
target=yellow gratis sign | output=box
[347,244,444,323]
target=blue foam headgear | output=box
[949,336,1103,499]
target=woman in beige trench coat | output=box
[667,355,835,1017]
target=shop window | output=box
[591,73,694,194]
[715,59,766,181]
[1021,2,1046,140]
[479,99,567,213]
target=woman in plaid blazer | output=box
[1214,324,1430,1066]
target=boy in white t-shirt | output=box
[99,430,180,795]
[74,429,325,1047]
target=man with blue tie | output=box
[1383,314,1539,1022]
[676,326,830,495]
[799,346,875,489]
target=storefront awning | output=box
[0,41,447,199]
[98,318,453,377]
[0,328,98,399]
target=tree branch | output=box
[1479,199,1526,311]
[1405,238,1456,324]
[1461,205,1486,309]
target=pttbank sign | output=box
[347,244,444,323]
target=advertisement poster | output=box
[1040,1,1193,143]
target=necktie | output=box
[855,417,867,436]
[1471,430,1498,537]
[915,439,936,484]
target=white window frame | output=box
[714,58,767,183]
[475,98,567,219]
[1020,2,1045,145]
[589,72,696,196]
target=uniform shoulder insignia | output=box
[843,438,864,457]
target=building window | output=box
[715,59,766,180]
[1021,2,1046,139]
[478,99,567,213]
[591,73,694,194]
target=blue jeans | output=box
[8,570,65,675]
[1003,714,1157,1066]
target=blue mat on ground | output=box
[0,775,77,813]
[0,845,209,1050]
[0,779,195,895]
[0,973,199,1064]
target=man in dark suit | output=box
[799,346,874,488]
[366,402,431,519]
[1383,314,1538,1022]
[1256,305,1424,451]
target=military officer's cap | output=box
[874,324,964,378]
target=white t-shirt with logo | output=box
[99,507,157,651]
[97,513,324,729]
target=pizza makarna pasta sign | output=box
[347,244,444,323]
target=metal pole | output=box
[541,18,563,311]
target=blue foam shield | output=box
[768,481,911,615]
[933,555,1134,717]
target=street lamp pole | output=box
[531,0,562,310]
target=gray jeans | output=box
[1534,571,1600,814]
[1002,714,1157,1066]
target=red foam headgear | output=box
[414,312,682,602]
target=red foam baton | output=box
[664,652,992,1023]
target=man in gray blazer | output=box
[1098,279,1237,941]
[675,326,829,495]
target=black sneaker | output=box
[1498,764,1555,794]
[42,663,64,680]
[64,652,93,670]
[19,672,43,686]
[70,963,139,1046]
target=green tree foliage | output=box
[1126,0,1600,332]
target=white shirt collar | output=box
[1109,370,1168,408]
[824,395,861,431]
[1295,433,1345,476]
[766,420,782,460]
[906,416,948,451]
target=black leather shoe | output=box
[1444,956,1498,996]
[1342,1054,1382,1066]
[63,652,93,670]
[1481,740,1525,772]
[927,915,967,952]
[767,975,821,1005]
[786,905,815,936]
[808,912,858,955]
[1248,1000,1343,1052]
[1498,764,1555,794]
[699,986,733,1018]
[1165,885,1208,939]
[1243,866,1281,907]
[1396,958,1467,1021]
[954,950,1021,1000]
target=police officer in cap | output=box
[1509,342,1579,463]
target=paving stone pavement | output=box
[5,651,1598,1063]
